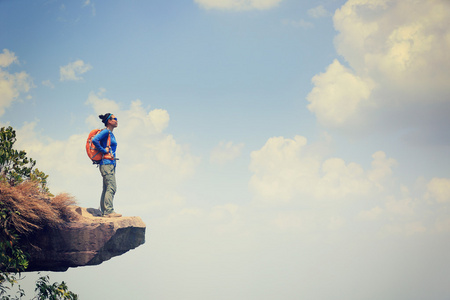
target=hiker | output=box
[92,113,121,218]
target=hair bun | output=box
[99,113,112,125]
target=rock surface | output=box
[24,206,146,272]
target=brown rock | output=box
[24,206,146,272]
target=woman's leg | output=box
[99,164,116,215]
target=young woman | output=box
[92,113,121,218]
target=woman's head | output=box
[99,113,118,128]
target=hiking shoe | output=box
[104,212,122,218]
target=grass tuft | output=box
[0,180,77,236]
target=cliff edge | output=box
[24,206,146,272]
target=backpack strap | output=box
[106,130,111,152]
[102,129,113,160]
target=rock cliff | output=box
[24,206,146,272]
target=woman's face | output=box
[109,115,118,128]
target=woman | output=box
[92,113,121,218]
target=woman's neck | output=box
[106,125,114,131]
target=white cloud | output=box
[317,157,372,199]
[247,134,450,236]
[210,141,244,165]
[0,49,18,67]
[60,59,92,81]
[308,5,329,18]
[85,88,120,118]
[426,177,450,203]
[249,135,314,202]
[307,59,375,128]
[359,185,416,221]
[149,108,170,133]
[151,134,199,177]
[334,0,450,88]
[0,49,33,116]
[385,194,414,215]
[249,135,395,203]
[42,79,55,89]
[367,151,397,188]
[307,0,450,137]
[194,0,282,11]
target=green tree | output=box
[34,276,78,300]
[0,126,77,299]
[0,126,35,186]
[0,126,50,194]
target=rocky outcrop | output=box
[24,206,146,272]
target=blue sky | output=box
[1,0,450,299]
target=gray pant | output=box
[99,164,116,215]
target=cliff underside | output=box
[0,181,146,272]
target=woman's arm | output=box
[92,129,110,154]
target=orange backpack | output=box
[86,129,113,163]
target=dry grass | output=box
[0,180,77,236]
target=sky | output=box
[1,0,450,299]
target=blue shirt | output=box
[92,128,117,165]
